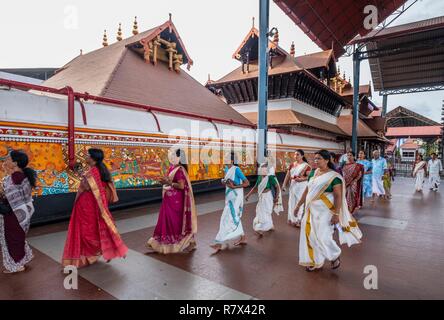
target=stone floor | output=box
[1,177,443,300]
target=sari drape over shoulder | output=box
[213,166,246,246]
[62,166,128,268]
[287,162,310,224]
[342,163,364,214]
[299,170,362,269]
[413,161,426,191]
[146,165,197,254]
[0,172,34,272]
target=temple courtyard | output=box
[1,177,443,300]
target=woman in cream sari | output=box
[246,163,283,236]
[211,152,249,254]
[282,149,311,227]
[412,154,427,192]
[294,150,363,272]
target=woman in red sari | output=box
[342,151,364,214]
[146,149,197,254]
[62,148,128,268]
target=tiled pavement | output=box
[1,177,443,300]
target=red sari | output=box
[62,167,128,268]
[343,162,364,214]
[146,165,197,254]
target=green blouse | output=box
[307,170,342,193]
[255,175,278,190]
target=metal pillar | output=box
[351,51,361,154]
[382,94,388,117]
[257,0,269,165]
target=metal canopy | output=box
[274,0,407,57]
[351,16,444,95]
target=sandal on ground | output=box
[254,231,264,238]
[305,266,317,272]
[331,257,341,270]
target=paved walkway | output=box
[1,177,443,299]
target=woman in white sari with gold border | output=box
[412,154,427,192]
[282,149,311,227]
[294,150,363,272]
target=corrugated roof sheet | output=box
[274,0,408,57]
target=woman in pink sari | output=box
[342,151,364,214]
[146,149,197,254]
[62,148,128,268]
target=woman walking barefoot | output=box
[210,152,249,254]
[246,163,283,237]
[146,149,197,254]
[62,148,127,268]
[0,150,36,274]
[282,150,310,227]
[294,150,362,272]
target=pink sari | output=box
[146,165,197,254]
[62,166,128,268]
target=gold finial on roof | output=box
[252,17,255,28]
[273,29,279,45]
[343,71,346,80]
[80,49,83,55]
[117,23,123,41]
[290,41,295,57]
[337,64,340,76]
[102,30,108,47]
[132,16,139,35]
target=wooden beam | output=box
[246,79,255,102]
[239,81,250,102]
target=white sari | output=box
[253,169,283,232]
[287,162,309,224]
[299,169,362,269]
[214,166,245,246]
[413,161,426,191]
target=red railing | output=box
[0,78,342,169]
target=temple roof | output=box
[386,126,442,137]
[386,106,441,127]
[212,54,303,84]
[42,20,251,125]
[294,49,335,70]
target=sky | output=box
[0,0,443,122]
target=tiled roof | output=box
[386,126,442,137]
[337,115,379,137]
[42,21,251,125]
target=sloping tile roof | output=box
[337,115,379,137]
[41,22,251,125]
[212,54,303,84]
[294,49,334,69]
[240,109,347,135]
[386,126,442,137]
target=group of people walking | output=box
[412,153,443,192]
[0,146,441,274]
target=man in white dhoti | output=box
[428,153,443,192]
[371,150,388,202]
[294,150,362,272]
[246,163,283,236]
